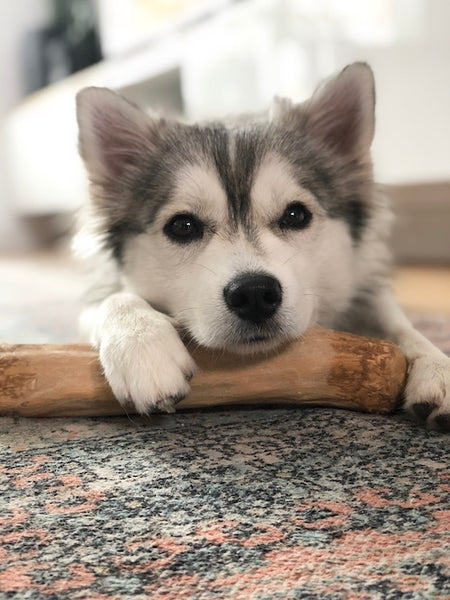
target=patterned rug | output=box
[1,255,450,599]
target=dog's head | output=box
[76,63,376,353]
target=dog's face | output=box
[76,63,375,353]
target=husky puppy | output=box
[75,62,450,430]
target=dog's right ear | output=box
[271,63,375,159]
[303,63,375,157]
[76,87,162,181]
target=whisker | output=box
[193,262,218,277]
[183,335,201,353]
[281,250,302,266]
[173,298,223,320]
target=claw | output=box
[154,396,176,414]
[171,393,187,405]
[433,413,450,433]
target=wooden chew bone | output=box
[0,327,407,418]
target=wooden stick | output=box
[0,328,407,417]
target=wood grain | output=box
[0,328,407,417]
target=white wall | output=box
[338,1,450,184]
[0,0,51,250]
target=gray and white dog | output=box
[75,62,450,430]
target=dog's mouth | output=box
[179,314,292,355]
[226,330,288,355]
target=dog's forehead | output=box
[162,123,264,225]
[205,124,264,226]
[170,126,310,223]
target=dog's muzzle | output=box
[223,272,282,324]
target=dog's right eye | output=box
[279,202,312,231]
[163,213,204,244]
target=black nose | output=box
[223,273,282,323]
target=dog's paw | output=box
[98,319,197,414]
[404,354,450,431]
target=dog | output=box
[74,62,450,431]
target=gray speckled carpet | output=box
[0,254,449,599]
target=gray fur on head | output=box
[76,62,376,259]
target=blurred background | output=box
[0,0,449,342]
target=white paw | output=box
[99,317,197,414]
[404,354,450,431]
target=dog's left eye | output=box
[163,213,204,244]
[279,202,312,231]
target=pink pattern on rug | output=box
[357,487,441,508]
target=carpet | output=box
[0,256,450,599]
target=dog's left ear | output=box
[76,87,164,182]
[273,63,375,157]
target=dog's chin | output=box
[222,335,287,355]
[200,332,292,356]
[224,337,287,356]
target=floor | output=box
[0,249,85,343]
[393,265,450,315]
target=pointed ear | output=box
[76,87,162,181]
[303,62,375,156]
